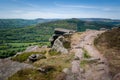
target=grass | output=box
[83,48,91,58]
[49,49,61,56]
[8,53,74,80]
[11,51,46,62]
[80,60,89,68]
[0,42,50,58]
[8,67,62,80]
[34,53,74,69]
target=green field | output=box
[0,42,50,58]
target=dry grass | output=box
[94,28,120,77]
[9,53,74,80]
[33,53,74,69]
[8,67,63,80]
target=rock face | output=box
[50,28,75,54]
[52,36,69,54]
[49,28,76,47]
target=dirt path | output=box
[0,58,33,80]
[67,30,111,80]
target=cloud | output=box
[54,2,120,12]
[54,2,98,9]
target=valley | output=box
[0,18,119,80]
[0,18,120,58]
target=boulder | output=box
[37,65,55,73]
[28,54,46,62]
[52,36,69,54]
[63,68,70,74]
[25,45,40,52]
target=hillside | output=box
[94,27,120,77]
[1,18,119,43]
[0,18,120,58]
[0,19,57,29]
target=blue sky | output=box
[0,0,120,19]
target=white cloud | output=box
[54,2,120,12]
[55,2,97,9]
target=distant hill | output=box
[1,18,120,43]
[79,18,120,22]
[94,27,120,77]
[0,18,120,58]
[0,19,57,29]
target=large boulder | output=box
[52,36,70,54]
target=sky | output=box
[0,0,120,19]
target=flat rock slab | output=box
[0,59,33,80]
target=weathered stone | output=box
[25,45,40,52]
[52,36,69,54]
[29,54,38,62]
[63,68,70,74]
[37,66,55,73]
[0,59,33,80]
[74,56,80,60]
[84,58,100,63]
[28,54,46,62]
[50,28,76,47]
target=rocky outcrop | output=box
[52,36,69,54]
[49,28,76,47]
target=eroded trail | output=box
[67,30,111,80]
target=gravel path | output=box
[68,30,111,80]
